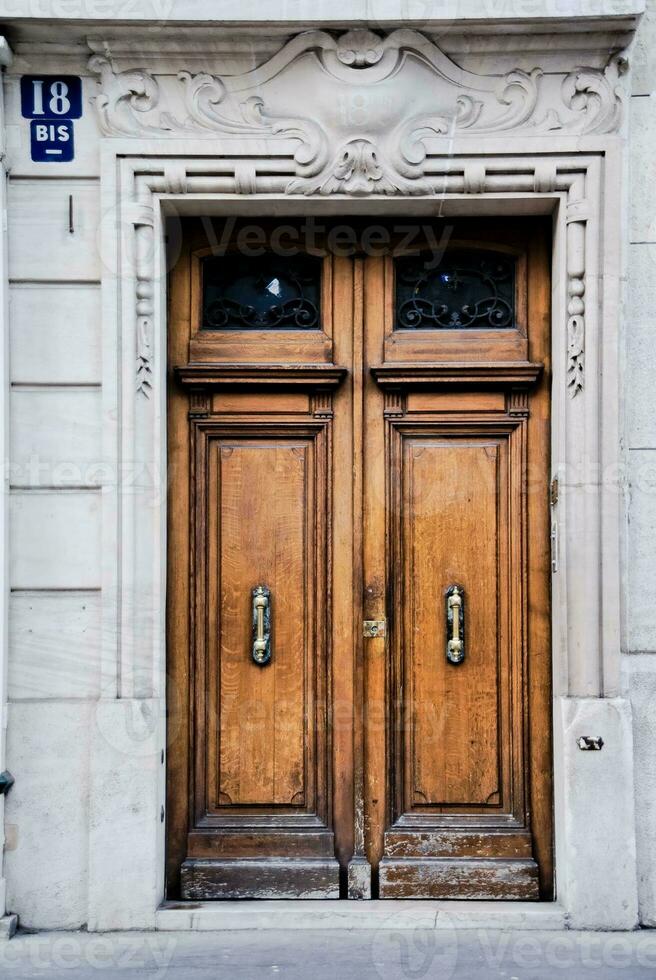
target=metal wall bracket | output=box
[0,771,14,795]
[550,476,559,506]
[577,736,604,751]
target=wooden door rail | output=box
[175,362,347,389]
[371,362,543,388]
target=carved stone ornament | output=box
[560,55,628,136]
[94,31,613,397]
[88,29,626,198]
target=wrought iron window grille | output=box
[202,253,322,330]
[395,251,515,330]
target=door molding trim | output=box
[91,131,636,926]
[104,147,616,697]
[370,361,544,387]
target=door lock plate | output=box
[363,620,386,638]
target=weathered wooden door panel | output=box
[166,221,347,900]
[363,224,553,901]
[379,422,538,898]
[180,421,339,899]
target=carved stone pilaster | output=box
[566,188,588,397]
[130,192,155,398]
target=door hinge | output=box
[550,520,559,573]
[550,476,559,506]
[363,620,386,638]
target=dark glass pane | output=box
[395,250,515,330]
[202,252,321,330]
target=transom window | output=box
[202,252,322,330]
[395,250,515,330]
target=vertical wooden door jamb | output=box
[347,256,372,898]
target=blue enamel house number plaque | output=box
[21,76,82,163]
[29,120,75,162]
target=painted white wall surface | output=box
[0,0,651,931]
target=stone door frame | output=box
[87,131,638,927]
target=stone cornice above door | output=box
[88,29,628,196]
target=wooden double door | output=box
[167,218,553,901]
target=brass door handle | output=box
[252,585,271,665]
[446,585,465,664]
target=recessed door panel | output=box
[405,436,505,810]
[376,412,541,898]
[211,440,310,809]
[179,421,338,899]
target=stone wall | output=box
[627,0,656,926]
[4,47,102,928]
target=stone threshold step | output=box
[156,900,567,932]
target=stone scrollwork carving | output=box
[287,138,431,197]
[88,55,329,182]
[562,54,628,136]
[88,55,165,138]
[462,69,541,135]
[334,29,386,67]
[176,72,266,136]
[93,26,615,395]
[88,30,626,200]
